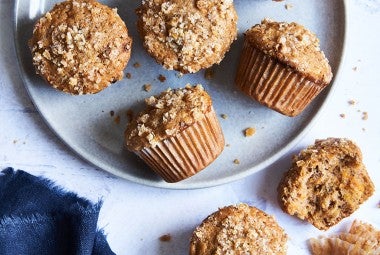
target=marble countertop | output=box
[1,0,379,254]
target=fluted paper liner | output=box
[134,107,225,183]
[235,41,328,117]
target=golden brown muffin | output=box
[235,18,333,116]
[309,220,380,255]
[136,0,238,73]
[189,204,288,255]
[124,84,224,183]
[278,138,375,230]
[29,0,132,95]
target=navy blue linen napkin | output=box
[0,167,115,255]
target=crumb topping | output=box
[190,204,288,255]
[29,0,132,95]
[125,84,212,150]
[245,19,332,85]
[136,0,238,73]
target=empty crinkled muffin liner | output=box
[133,107,224,183]
[235,41,328,117]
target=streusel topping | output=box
[125,84,212,150]
[29,0,132,94]
[136,0,237,73]
[245,19,332,85]
[190,204,288,255]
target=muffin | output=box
[29,0,132,95]
[278,138,375,230]
[124,84,224,183]
[235,19,333,116]
[136,0,238,73]
[309,220,380,254]
[189,204,288,255]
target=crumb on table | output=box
[233,159,240,164]
[285,3,293,9]
[221,114,228,119]
[362,112,368,120]
[133,62,141,68]
[159,234,171,242]
[126,73,132,79]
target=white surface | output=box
[1,0,379,254]
[14,0,345,189]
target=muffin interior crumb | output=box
[278,138,375,230]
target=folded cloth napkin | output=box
[0,167,115,255]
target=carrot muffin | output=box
[189,204,288,255]
[235,19,333,116]
[29,0,132,95]
[124,84,224,183]
[136,0,238,73]
[278,138,374,230]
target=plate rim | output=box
[13,0,348,189]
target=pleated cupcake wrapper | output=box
[134,107,225,183]
[235,41,327,117]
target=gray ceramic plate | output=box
[14,0,346,189]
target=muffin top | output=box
[29,0,132,95]
[278,138,375,230]
[190,204,288,255]
[245,19,332,85]
[136,0,238,73]
[125,85,212,151]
